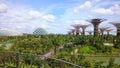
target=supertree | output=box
[99,27,110,39]
[67,31,72,35]
[105,29,113,38]
[80,24,90,36]
[86,31,93,36]
[110,22,120,37]
[69,29,75,35]
[87,18,107,37]
[71,24,81,35]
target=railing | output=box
[0,51,84,68]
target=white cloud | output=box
[43,14,56,22]
[10,16,26,23]
[28,10,56,22]
[0,2,56,34]
[92,0,100,2]
[110,4,120,14]
[80,1,91,8]
[65,20,91,25]
[8,9,56,23]
[91,8,114,15]
[0,3,7,13]
[28,10,42,19]
[91,4,120,15]
[74,20,91,25]
[74,1,92,13]
[40,24,50,29]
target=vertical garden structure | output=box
[99,27,109,39]
[69,29,75,35]
[110,22,120,37]
[71,24,81,35]
[86,31,93,36]
[105,29,113,38]
[67,31,72,35]
[87,18,107,37]
[80,24,90,36]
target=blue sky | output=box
[0,0,120,34]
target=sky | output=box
[0,0,120,34]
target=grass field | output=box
[86,56,120,66]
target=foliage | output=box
[107,58,115,68]
[94,61,105,68]
[79,45,95,54]
[0,35,120,67]
[114,39,120,48]
[0,44,6,51]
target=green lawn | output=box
[86,56,120,65]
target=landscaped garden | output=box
[0,34,120,68]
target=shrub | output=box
[79,46,95,54]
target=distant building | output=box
[0,29,22,36]
[33,28,48,35]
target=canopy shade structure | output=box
[87,18,107,37]
[80,24,90,36]
[99,27,110,39]
[71,24,81,35]
[69,29,75,35]
[110,22,120,37]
